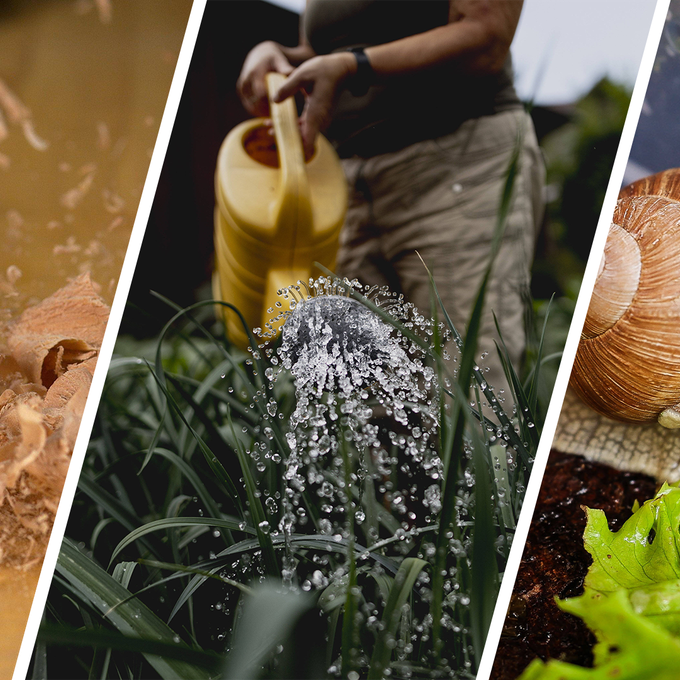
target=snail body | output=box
[570,168,680,428]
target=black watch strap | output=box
[347,47,374,97]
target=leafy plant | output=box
[520,484,680,679]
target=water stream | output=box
[240,278,478,676]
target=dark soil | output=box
[490,450,658,679]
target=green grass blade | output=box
[55,539,211,679]
[110,517,255,564]
[166,532,401,623]
[77,475,160,558]
[430,135,523,660]
[37,625,222,673]
[227,408,280,577]
[145,447,224,521]
[490,443,515,531]
[368,557,427,679]
[151,294,265,397]
[469,430,500,667]
[223,582,314,680]
[145,360,245,512]
[525,294,554,418]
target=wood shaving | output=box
[6,210,23,231]
[60,171,95,210]
[0,79,30,125]
[53,236,81,256]
[78,162,97,176]
[83,240,103,257]
[95,0,113,24]
[0,109,7,142]
[5,267,21,286]
[0,79,48,152]
[0,275,109,566]
[102,188,125,214]
[96,121,110,150]
[7,273,108,384]
[20,120,49,152]
[108,215,124,231]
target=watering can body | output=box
[214,73,347,348]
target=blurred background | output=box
[0,0,191,314]
[0,1,191,675]
[628,1,680,177]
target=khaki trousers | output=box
[336,108,545,408]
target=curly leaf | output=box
[627,579,680,636]
[519,589,680,679]
[584,483,680,593]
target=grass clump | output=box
[36,279,549,679]
[34,149,554,680]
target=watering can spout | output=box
[213,72,347,348]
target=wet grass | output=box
[33,144,556,679]
[34,280,552,679]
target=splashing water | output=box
[241,280,458,674]
[220,277,520,678]
[273,289,441,539]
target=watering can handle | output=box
[266,72,312,240]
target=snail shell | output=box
[570,168,680,428]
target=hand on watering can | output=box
[237,41,295,117]
[274,52,357,158]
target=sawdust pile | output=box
[0,274,109,567]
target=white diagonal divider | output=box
[12,2,208,678]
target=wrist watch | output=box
[347,47,374,97]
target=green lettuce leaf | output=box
[627,578,680,636]
[517,484,680,679]
[584,483,680,593]
[519,589,680,679]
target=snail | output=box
[570,168,680,429]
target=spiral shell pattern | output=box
[570,168,680,424]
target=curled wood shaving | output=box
[97,121,111,150]
[20,120,49,152]
[0,79,30,125]
[60,170,95,210]
[0,79,48,151]
[5,267,21,286]
[0,276,109,566]
[102,188,125,214]
[0,108,7,143]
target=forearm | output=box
[364,0,522,80]
[365,24,502,79]
[272,0,522,155]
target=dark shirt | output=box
[304,0,522,157]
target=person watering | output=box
[237,0,544,406]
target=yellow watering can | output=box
[214,72,347,348]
